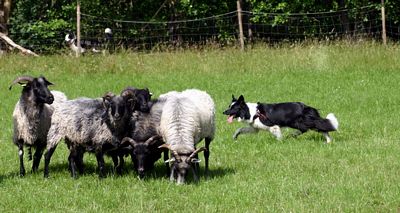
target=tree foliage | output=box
[5,0,394,53]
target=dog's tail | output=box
[326,113,339,130]
[313,113,338,132]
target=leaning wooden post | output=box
[381,0,387,45]
[76,0,82,57]
[237,0,245,51]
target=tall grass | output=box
[0,42,399,212]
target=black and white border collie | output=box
[223,95,282,140]
[64,28,113,54]
[255,101,339,143]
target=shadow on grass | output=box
[0,160,235,184]
[142,164,236,184]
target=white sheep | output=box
[159,89,215,184]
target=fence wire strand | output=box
[4,6,399,54]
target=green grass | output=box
[1,42,400,212]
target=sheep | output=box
[61,87,154,176]
[9,75,66,177]
[120,95,171,178]
[43,90,136,178]
[158,89,215,184]
[103,87,154,175]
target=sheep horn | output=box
[158,144,181,162]
[121,137,138,147]
[158,143,170,150]
[102,92,115,108]
[103,92,115,100]
[9,76,34,90]
[144,135,162,146]
[188,147,207,160]
[121,87,136,98]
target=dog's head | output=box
[65,31,76,45]
[223,95,251,123]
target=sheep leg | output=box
[192,153,200,178]
[163,150,170,177]
[191,166,199,183]
[111,154,119,174]
[18,142,25,177]
[204,137,212,178]
[27,147,33,161]
[43,145,57,178]
[32,144,45,173]
[95,152,106,178]
[68,149,79,178]
[76,149,85,174]
[115,154,124,175]
[169,165,175,182]
[130,153,136,170]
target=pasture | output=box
[0,42,400,212]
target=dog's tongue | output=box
[227,115,234,123]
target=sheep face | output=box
[30,77,55,104]
[10,76,54,105]
[121,136,162,178]
[133,88,152,113]
[171,155,192,184]
[103,92,134,122]
[121,87,152,113]
[163,146,206,184]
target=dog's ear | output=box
[238,95,244,102]
[231,94,236,101]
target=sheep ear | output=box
[43,78,54,86]
[165,158,175,163]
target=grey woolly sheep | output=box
[9,75,66,177]
[44,90,135,178]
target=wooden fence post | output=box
[76,0,81,57]
[381,0,387,45]
[237,1,244,51]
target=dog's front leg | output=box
[233,127,259,140]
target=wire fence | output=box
[2,6,399,54]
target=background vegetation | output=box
[1,0,398,53]
[0,42,399,211]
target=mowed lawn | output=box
[0,42,399,212]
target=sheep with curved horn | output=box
[10,75,66,177]
[158,89,215,184]
[120,135,164,178]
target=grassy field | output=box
[0,42,400,212]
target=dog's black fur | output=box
[255,102,338,140]
[223,95,282,140]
